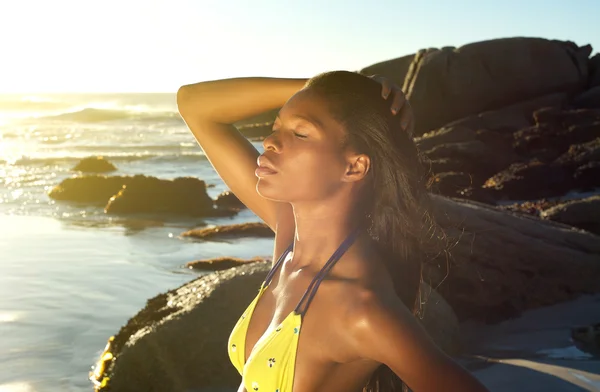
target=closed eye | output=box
[293,132,307,139]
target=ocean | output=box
[0,93,274,392]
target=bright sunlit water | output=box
[0,94,274,391]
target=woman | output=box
[177,71,488,392]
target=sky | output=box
[0,0,598,93]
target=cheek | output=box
[286,146,345,192]
[257,143,346,202]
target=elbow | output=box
[176,85,191,113]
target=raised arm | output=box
[176,77,307,231]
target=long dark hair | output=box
[305,71,438,392]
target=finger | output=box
[397,102,413,133]
[391,87,407,115]
[380,79,392,100]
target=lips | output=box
[256,155,278,177]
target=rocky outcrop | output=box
[49,174,237,218]
[93,263,459,392]
[215,191,246,210]
[404,38,591,135]
[358,53,416,88]
[186,256,264,271]
[418,105,600,201]
[71,156,117,173]
[181,222,274,240]
[104,176,215,216]
[540,195,600,235]
[48,175,129,204]
[427,195,600,322]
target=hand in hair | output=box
[368,74,414,136]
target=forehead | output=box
[278,89,344,137]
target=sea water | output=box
[0,93,273,391]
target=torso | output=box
[236,231,395,392]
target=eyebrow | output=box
[276,112,323,130]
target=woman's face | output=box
[256,88,354,203]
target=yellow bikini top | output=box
[227,230,359,392]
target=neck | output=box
[289,196,364,270]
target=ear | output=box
[342,153,370,183]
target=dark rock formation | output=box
[48,175,129,204]
[71,156,117,173]
[104,176,216,217]
[215,191,246,210]
[574,86,600,109]
[49,175,236,218]
[181,222,274,240]
[404,38,591,135]
[540,195,600,235]
[427,195,600,323]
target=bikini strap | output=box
[294,228,361,316]
[262,243,294,288]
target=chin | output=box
[256,178,288,202]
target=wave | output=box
[0,99,71,112]
[33,108,182,123]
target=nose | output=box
[262,130,282,153]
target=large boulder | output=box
[436,92,568,136]
[48,175,130,204]
[426,195,600,322]
[403,38,592,135]
[214,191,246,210]
[359,53,416,87]
[104,176,218,217]
[93,262,458,392]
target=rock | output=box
[423,138,516,181]
[48,175,129,204]
[427,194,600,323]
[441,92,568,135]
[540,195,600,235]
[181,222,274,240]
[403,38,591,135]
[533,107,600,127]
[574,162,600,190]
[573,86,600,109]
[215,191,246,210]
[104,175,217,217]
[483,160,574,201]
[571,322,600,357]
[555,137,600,166]
[71,156,117,173]
[497,199,563,217]
[359,53,416,88]
[417,126,477,152]
[429,172,474,198]
[93,263,460,392]
[513,121,600,160]
[424,158,470,175]
[589,53,600,88]
[186,257,264,271]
